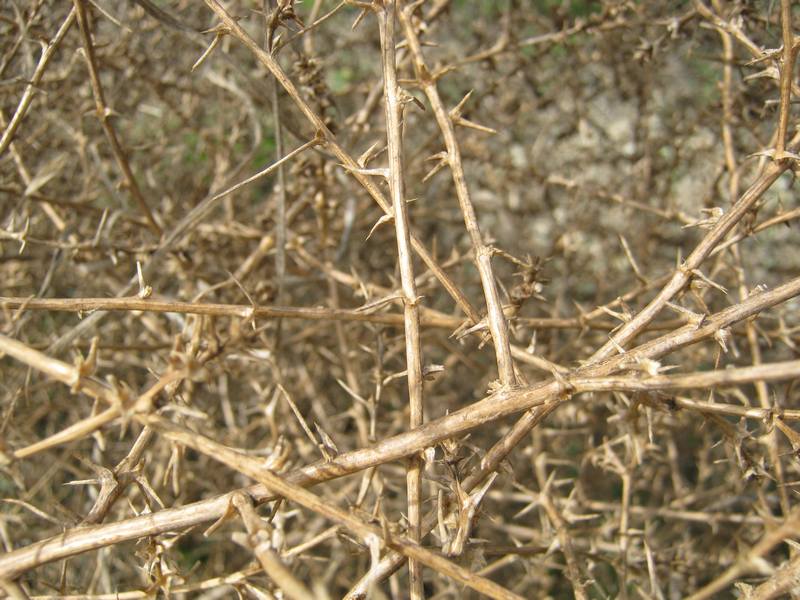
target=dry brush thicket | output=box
[2,1,800,598]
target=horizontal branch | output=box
[1,275,798,579]
[0,296,458,328]
[0,336,521,599]
[144,416,523,600]
[570,360,800,394]
[1,295,677,333]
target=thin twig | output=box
[399,5,517,387]
[774,0,796,159]
[376,3,425,595]
[1,275,798,579]
[590,131,800,362]
[231,493,316,600]
[201,0,483,326]
[72,0,162,235]
[0,295,460,328]
[0,8,76,156]
[686,509,800,600]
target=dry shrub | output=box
[1,1,800,598]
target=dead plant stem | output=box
[72,0,162,236]
[399,5,516,387]
[376,3,425,596]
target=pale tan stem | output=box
[775,0,796,158]
[201,0,481,326]
[589,133,800,363]
[231,494,316,600]
[750,553,800,600]
[2,276,799,581]
[0,333,185,462]
[344,403,558,599]
[0,8,76,156]
[144,416,524,600]
[376,3,425,596]
[398,5,516,386]
[686,510,800,600]
[408,126,800,597]
[715,15,792,513]
[540,493,588,600]
[73,0,162,235]
[0,296,459,328]
[0,579,30,600]
[344,272,800,593]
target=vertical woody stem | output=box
[398,5,517,387]
[203,0,482,327]
[775,0,796,158]
[377,2,425,597]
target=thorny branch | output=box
[3,1,800,598]
[375,2,426,597]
